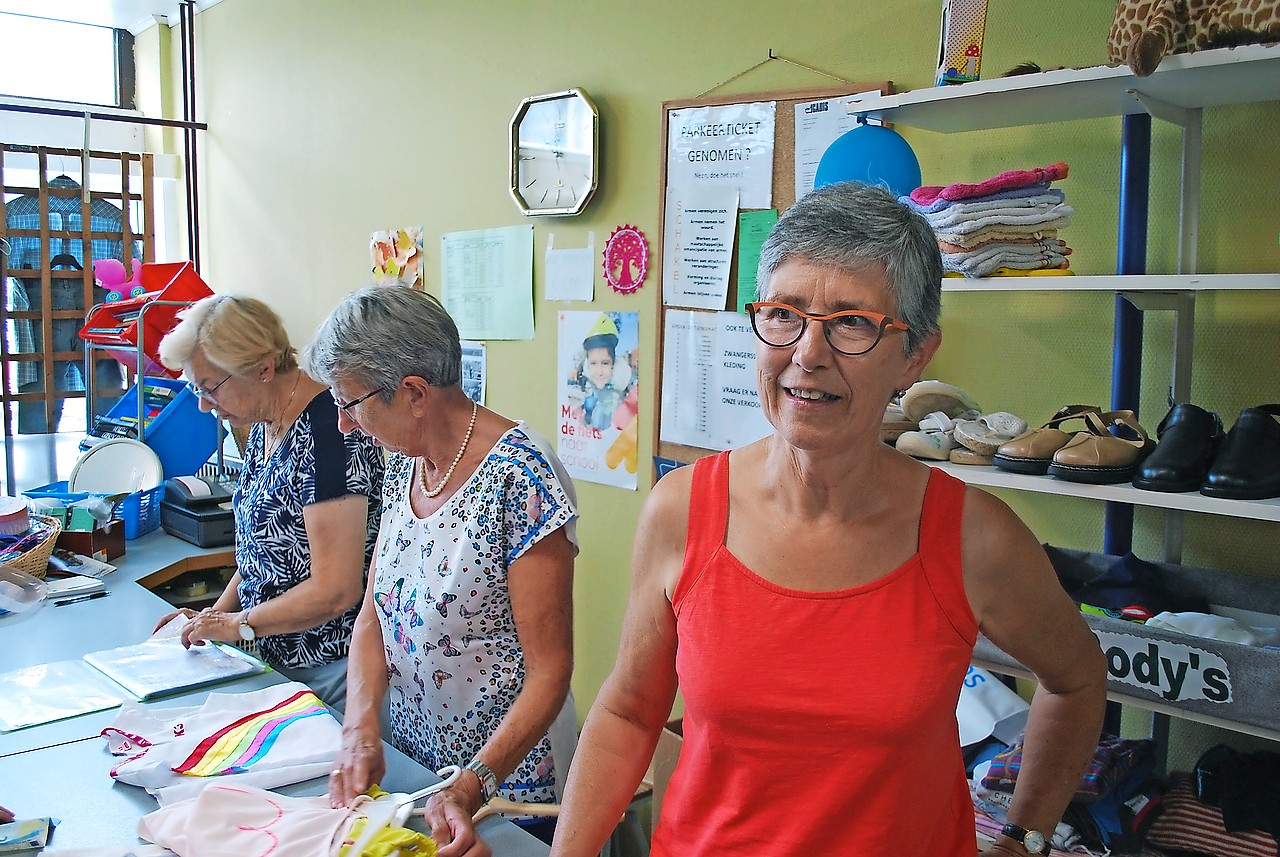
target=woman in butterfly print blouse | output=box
[307,286,577,857]
[155,295,383,713]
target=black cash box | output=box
[160,476,235,547]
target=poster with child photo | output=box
[558,310,639,490]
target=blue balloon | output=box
[813,123,922,198]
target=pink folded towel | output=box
[911,162,1070,205]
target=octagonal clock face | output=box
[510,88,599,216]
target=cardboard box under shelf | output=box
[57,520,126,561]
[973,545,1280,739]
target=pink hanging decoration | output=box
[602,225,649,295]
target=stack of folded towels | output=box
[900,162,1073,278]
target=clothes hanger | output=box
[49,253,83,270]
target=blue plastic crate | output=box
[24,481,164,540]
[89,376,218,479]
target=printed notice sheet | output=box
[793,90,883,201]
[667,101,776,209]
[544,232,595,302]
[662,185,738,310]
[441,226,535,340]
[660,310,772,450]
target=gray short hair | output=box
[302,286,462,395]
[756,181,941,354]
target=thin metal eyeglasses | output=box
[187,372,233,402]
[333,386,388,418]
[745,301,910,356]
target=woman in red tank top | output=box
[552,183,1107,857]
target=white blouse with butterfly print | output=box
[373,423,577,806]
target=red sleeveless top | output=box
[651,452,980,857]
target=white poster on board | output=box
[793,90,883,201]
[661,184,738,310]
[667,101,776,209]
[660,310,772,451]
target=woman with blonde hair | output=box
[154,294,384,711]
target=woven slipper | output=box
[900,381,981,424]
[954,412,1029,456]
[950,447,995,466]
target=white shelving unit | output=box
[868,45,1280,744]
[943,273,1280,293]
[850,43,1280,132]
[927,461,1280,523]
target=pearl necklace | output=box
[419,401,478,498]
[261,371,301,464]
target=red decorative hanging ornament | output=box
[602,224,649,295]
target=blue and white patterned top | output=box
[233,390,385,670]
[375,423,577,805]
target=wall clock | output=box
[509,88,599,216]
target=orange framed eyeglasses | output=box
[745,301,909,356]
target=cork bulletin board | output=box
[654,81,892,471]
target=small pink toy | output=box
[93,258,145,302]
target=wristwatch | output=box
[237,612,257,642]
[466,759,498,803]
[1001,823,1051,856]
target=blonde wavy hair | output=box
[159,294,297,376]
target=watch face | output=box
[510,89,598,216]
[1024,831,1046,854]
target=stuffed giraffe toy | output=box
[1108,0,1280,77]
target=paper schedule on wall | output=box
[662,185,738,310]
[659,310,772,450]
[441,226,535,340]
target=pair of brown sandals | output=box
[992,405,1155,484]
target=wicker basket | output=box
[3,515,62,580]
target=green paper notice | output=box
[736,209,778,312]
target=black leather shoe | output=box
[1132,403,1224,492]
[1201,404,1280,500]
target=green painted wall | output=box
[148,0,1279,768]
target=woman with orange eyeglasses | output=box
[551,182,1108,857]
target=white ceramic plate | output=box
[68,438,165,494]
